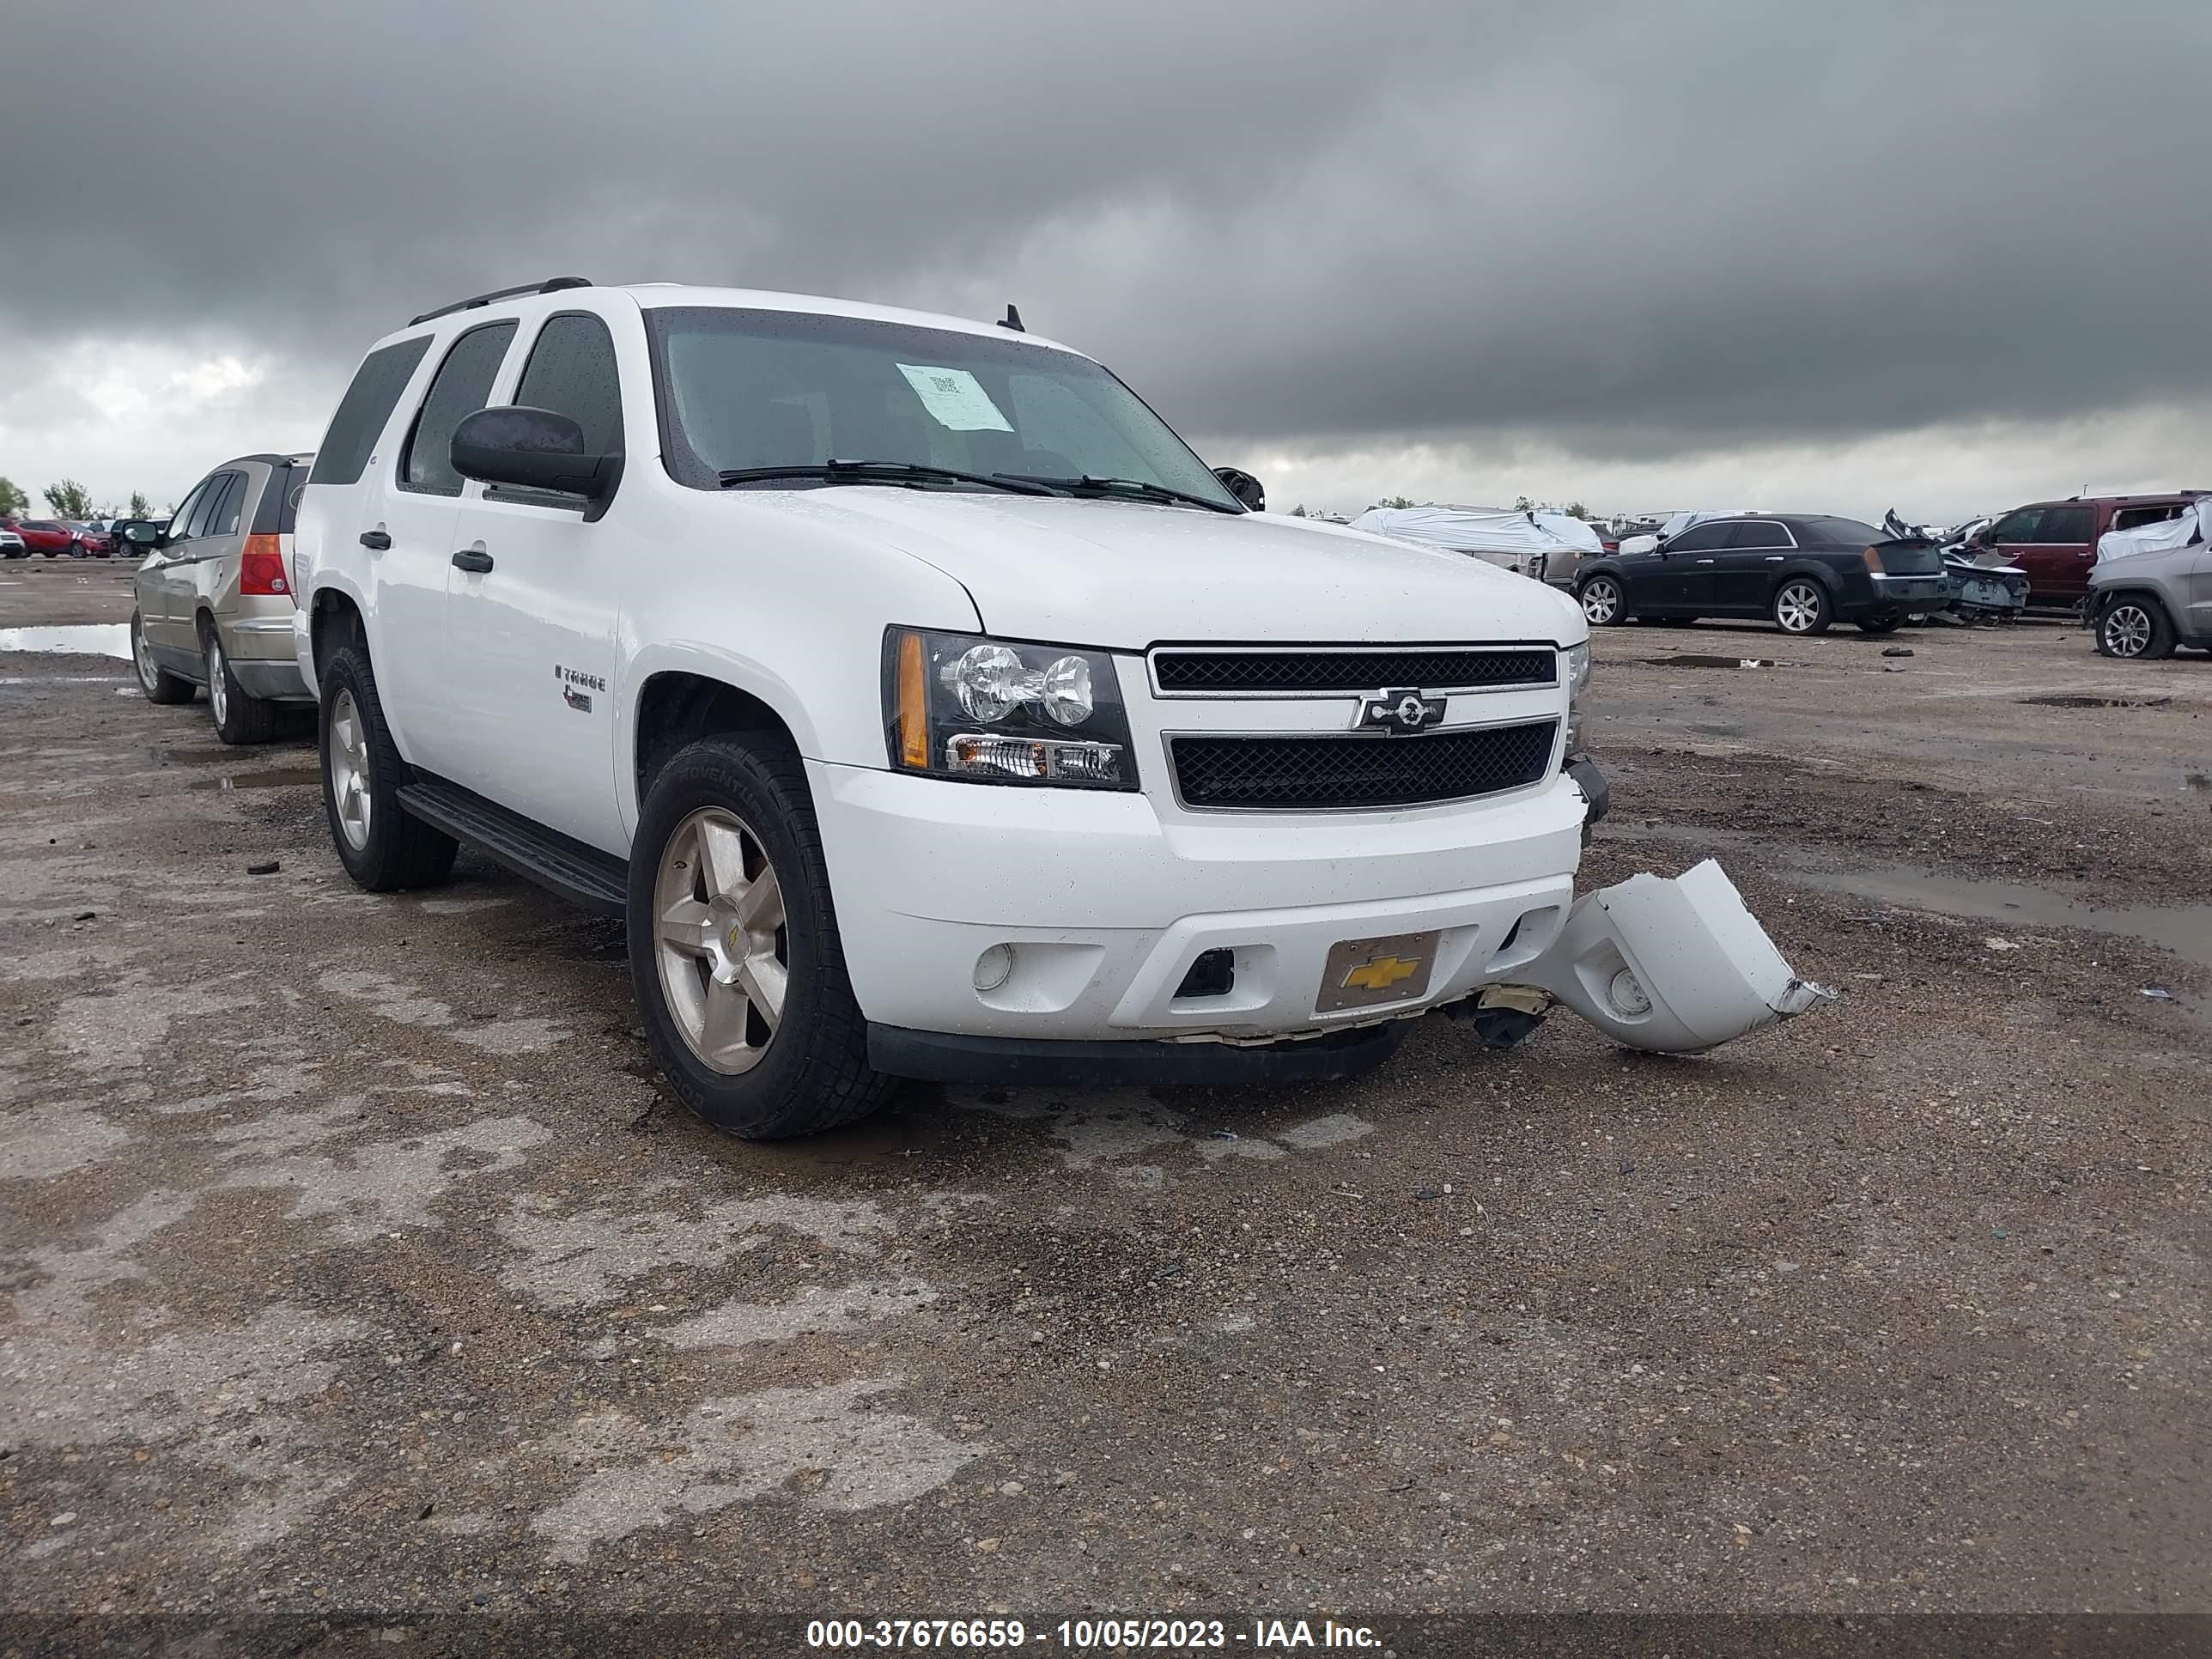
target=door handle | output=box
[1694,557,1715,564]
[359,531,391,550]
[1765,555,1784,562]
[452,548,494,574]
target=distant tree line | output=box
[0,475,159,520]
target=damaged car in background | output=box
[1883,509,2030,623]
[290,278,1832,1140]
[1350,502,1605,586]
[2086,495,2212,659]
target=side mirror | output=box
[121,521,163,547]
[1212,465,1265,513]
[1620,534,1659,556]
[450,406,622,514]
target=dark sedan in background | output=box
[1572,514,1951,635]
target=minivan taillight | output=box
[240,534,291,599]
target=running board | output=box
[396,775,629,917]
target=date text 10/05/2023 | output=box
[804,1618,1385,1650]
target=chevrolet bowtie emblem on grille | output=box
[1358,686,1447,735]
[1340,953,1422,992]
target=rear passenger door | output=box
[1715,520,1796,611]
[443,309,629,851]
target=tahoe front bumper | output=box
[812,760,1827,1083]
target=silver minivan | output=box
[127,453,314,742]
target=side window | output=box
[498,313,624,504]
[309,337,433,487]
[2039,504,2094,544]
[209,473,248,538]
[1668,522,1731,553]
[165,479,215,543]
[2111,502,2184,532]
[1725,520,1791,549]
[1990,508,2044,544]
[402,322,518,495]
[181,473,237,541]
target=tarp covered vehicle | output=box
[1352,504,1604,586]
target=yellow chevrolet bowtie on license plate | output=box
[1316,931,1440,1013]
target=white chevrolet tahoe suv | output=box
[295,277,1825,1138]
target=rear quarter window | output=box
[309,337,433,487]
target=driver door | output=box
[1650,521,1732,613]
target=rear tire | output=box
[205,629,282,745]
[2095,596,2175,661]
[1855,615,1905,635]
[131,610,194,704]
[1771,577,1832,635]
[628,736,895,1139]
[318,644,458,890]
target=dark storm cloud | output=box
[5,0,2208,455]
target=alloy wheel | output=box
[653,805,788,1076]
[1775,580,1823,633]
[1581,579,1622,626]
[131,616,158,694]
[327,688,374,851]
[2101,605,2153,658]
[205,637,229,726]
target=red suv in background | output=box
[1966,493,2205,608]
[0,518,78,558]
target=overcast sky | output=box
[4,0,2207,521]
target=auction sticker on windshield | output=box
[896,363,1013,432]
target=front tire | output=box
[131,610,194,704]
[1772,577,1832,635]
[2095,596,2175,661]
[205,629,281,744]
[628,737,894,1139]
[319,644,458,890]
[1578,574,1626,627]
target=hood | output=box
[728,488,1583,647]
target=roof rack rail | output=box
[410,276,592,327]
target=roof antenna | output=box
[998,303,1025,333]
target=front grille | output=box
[1171,720,1558,811]
[1153,647,1554,696]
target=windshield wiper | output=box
[717,459,1060,496]
[994,473,1243,514]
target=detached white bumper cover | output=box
[1522,860,1834,1053]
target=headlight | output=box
[1563,641,1592,756]
[884,629,1136,790]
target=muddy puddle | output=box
[0,623,132,660]
[1637,654,1787,669]
[189,768,320,793]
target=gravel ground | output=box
[1,560,2206,1644]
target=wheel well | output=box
[310,591,365,683]
[2093,586,2167,615]
[634,672,800,802]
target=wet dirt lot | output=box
[2,556,2207,1639]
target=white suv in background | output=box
[294,278,1826,1138]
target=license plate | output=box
[1316,931,1439,1013]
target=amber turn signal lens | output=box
[896,630,928,768]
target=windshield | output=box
[644,306,1238,508]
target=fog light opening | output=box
[1607,966,1652,1018]
[1175,948,1236,1000]
[972,944,1017,994]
